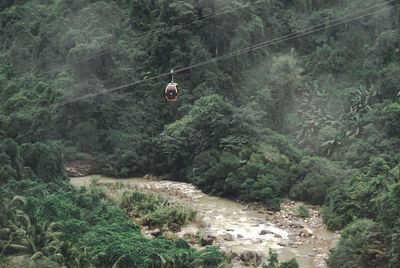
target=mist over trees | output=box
[1,0,400,267]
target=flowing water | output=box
[70,175,337,268]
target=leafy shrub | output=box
[263,249,299,268]
[290,157,346,204]
[120,191,196,228]
[2,179,222,267]
[141,206,197,228]
[296,205,310,218]
[191,247,225,268]
[327,219,388,268]
[20,141,66,182]
[322,161,399,230]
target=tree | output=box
[267,52,303,131]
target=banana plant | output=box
[321,138,343,157]
[0,195,64,264]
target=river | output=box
[70,175,338,268]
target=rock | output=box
[222,233,234,241]
[278,242,289,247]
[150,229,162,237]
[226,229,235,232]
[260,230,272,235]
[220,247,232,257]
[274,234,282,238]
[143,173,161,181]
[183,232,193,239]
[232,256,246,268]
[240,250,264,267]
[299,227,313,237]
[287,234,297,240]
[66,166,92,177]
[169,223,181,232]
[201,235,214,246]
[237,234,243,238]
[65,159,92,177]
[290,220,306,228]
[207,234,217,239]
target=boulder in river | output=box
[222,233,234,241]
[232,256,246,268]
[150,229,162,237]
[260,230,273,235]
[240,250,264,267]
[299,227,313,237]
[169,223,181,232]
[290,220,306,228]
[201,235,214,246]
[143,173,162,181]
[65,159,92,177]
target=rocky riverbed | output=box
[263,201,340,268]
[70,175,340,268]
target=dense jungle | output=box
[0,0,400,267]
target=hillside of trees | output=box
[1,0,399,267]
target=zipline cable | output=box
[22,3,397,116]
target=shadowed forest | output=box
[0,0,400,267]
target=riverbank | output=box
[70,175,339,267]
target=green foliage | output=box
[0,139,66,184]
[1,179,223,267]
[190,247,225,268]
[267,53,303,131]
[262,249,299,268]
[0,139,24,183]
[289,157,346,204]
[1,0,400,266]
[322,166,392,231]
[296,205,310,218]
[322,160,400,267]
[120,191,196,228]
[327,219,388,268]
[190,135,299,210]
[20,141,66,182]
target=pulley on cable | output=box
[165,69,178,101]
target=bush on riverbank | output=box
[327,219,388,268]
[120,191,197,228]
[0,139,66,184]
[263,249,299,268]
[0,178,224,267]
